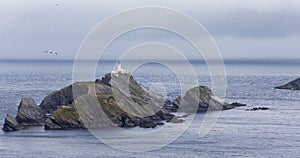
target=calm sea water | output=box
[0,60,300,157]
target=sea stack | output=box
[15,98,46,126]
[2,114,24,131]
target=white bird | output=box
[44,50,58,55]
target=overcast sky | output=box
[0,0,300,60]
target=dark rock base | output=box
[2,115,25,132]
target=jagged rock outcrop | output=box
[15,98,46,126]
[44,105,84,130]
[275,78,300,90]
[2,114,24,131]
[3,73,245,131]
[39,82,112,113]
[174,86,246,113]
[44,73,176,130]
[2,98,45,132]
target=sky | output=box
[0,0,300,60]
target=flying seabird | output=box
[44,50,58,55]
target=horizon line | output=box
[1,58,300,65]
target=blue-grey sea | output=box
[0,60,300,158]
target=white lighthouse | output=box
[111,61,129,74]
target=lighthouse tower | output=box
[111,61,129,74]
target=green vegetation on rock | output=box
[53,105,80,121]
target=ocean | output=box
[0,59,300,157]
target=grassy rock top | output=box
[43,73,174,130]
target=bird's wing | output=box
[44,50,49,53]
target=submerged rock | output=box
[15,98,46,126]
[139,122,158,128]
[2,114,24,132]
[166,116,184,123]
[223,102,247,110]
[275,78,300,90]
[245,107,269,111]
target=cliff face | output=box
[39,84,92,113]
[43,73,176,130]
[275,78,300,90]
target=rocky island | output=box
[275,77,300,90]
[2,72,245,132]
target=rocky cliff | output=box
[43,73,176,130]
[3,73,245,132]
